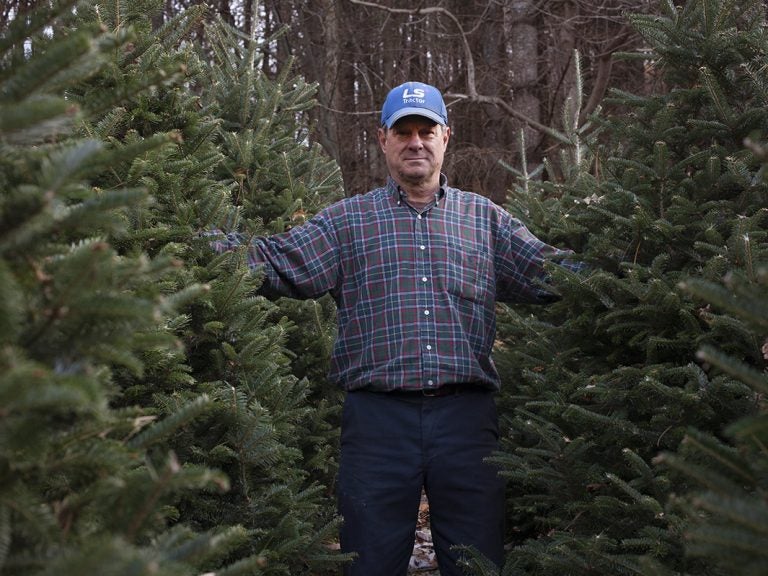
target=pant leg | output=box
[423,391,506,576]
[337,392,424,576]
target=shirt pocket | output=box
[446,247,493,302]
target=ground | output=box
[408,493,440,575]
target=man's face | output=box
[378,116,450,189]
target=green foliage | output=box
[1,2,344,575]
[0,5,231,575]
[204,20,343,232]
[198,16,345,492]
[655,262,768,576]
[494,1,768,574]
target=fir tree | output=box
[653,136,768,576]
[490,1,768,575]
[0,3,233,575]
[664,269,767,576]
[2,1,345,574]
[74,3,346,574]
[200,15,345,490]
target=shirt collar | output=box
[389,173,448,207]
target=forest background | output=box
[0,1,766,576]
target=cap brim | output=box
[384,108,446,128]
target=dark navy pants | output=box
[338,389,505,576]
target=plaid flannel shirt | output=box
[211,176,578,392]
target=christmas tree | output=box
[0,2,232,574]
[1,1,344,574]
[492,1,767,574]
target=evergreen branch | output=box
[562,404,643,437]
[127,395,212,449]
[216,554,271,576]
[0,96,74,141]
[0,0,80,61]
[726,415,768,446]
[1,28,104,104]
[605,473,663,516]
[162,525,250,566]
[38,138,104,187]
[122,5,207,65]
[621,447,654,480]
[687,495,768,551]
[657,443,753,495]
[682,278,768,330]
[0,260,22,344]
[696,345,768,395]
[0,361,102,418]
[0,505,9,572]
[0,482,58,547]
[454,544,502,576]
[75,56,188,120]
[59,186,148,228]
[87,342,144,375]
[158,283,210,314]
[124,453,179,542]
[699,66,735,126]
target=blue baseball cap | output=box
[380,81,448,128]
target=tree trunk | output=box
[504,0,540,167]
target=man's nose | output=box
[406,132,424,148]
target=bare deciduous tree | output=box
[108,0,657,200]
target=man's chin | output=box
[398,171,429,185]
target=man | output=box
[212,81,579,575]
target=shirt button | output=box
[427,380,434,386]
[421,276,428,282]
[417,214,423,219]
[426,345,432,351]
[424,310,430,316]
[419,245,426,250]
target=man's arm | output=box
[495,210,583,304]
[209,210,341,300]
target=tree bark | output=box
[504,0,540,187]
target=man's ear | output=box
[378,126,387,151]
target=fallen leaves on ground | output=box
[408,492,439,574]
